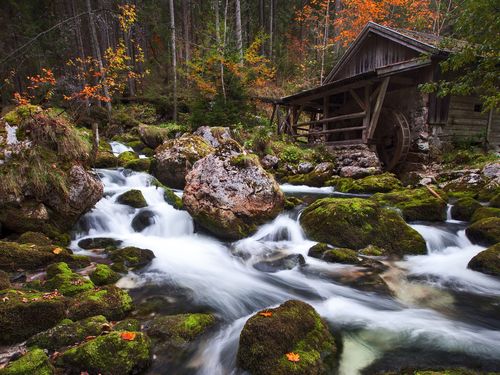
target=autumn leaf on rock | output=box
[259,311,273,317]
[120,332,136,341]
[286,352,300,362]
[52,247,63,254]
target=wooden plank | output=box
[291,126,366,137]
[269,104,277,127]
[294,111,366,127]
[350,89,365,110]
[367,77,390,140]
[362,85,371,142]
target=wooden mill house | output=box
[271,22,500,171]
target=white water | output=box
[73,169,500,374]
[109,141,134,156]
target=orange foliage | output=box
[259,311,273,317]
[120,332,137,341]
[286,352,301,362]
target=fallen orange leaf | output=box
[286,352,300,362]
[120,332,136,341]
[259,311,273,317]
[52,247,63,254]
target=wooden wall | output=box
[333,34,419,81]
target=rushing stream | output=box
[72,167,500,374]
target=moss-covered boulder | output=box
[151,178,183,209]
[490,193,500,208]
[0,348,54,375]
[116,189,148,208]
[44,262,94,296]
[285,196,304,210]
[78,237,122,250]
[145,313,215,346]
[467,243,500,277]
[0,270,10,290]
[371,187,448,222]
[283,162,335,187]
[67,285,133,321]
[0,289,66,344]
[90,264,121,286]
[329,173,402,194]
[300,198,426,256]
[465,217,500,247]
[237,300,336,375]
[18,231,52,246]
[94,150,122,168]
[109,246,155,269]
[308,243,360,264]
[0,240,73,272]
[57,331,152,374]
[124,157,151,172]
[114,318,141,332]
[118,151,139,165]
[470,206,500,223]
[151,134,214,189]
[139,123,188,149]
[477,177,500,201]
[451,197,482,221]
[27,315,109,351]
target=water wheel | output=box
[373,109,411,171]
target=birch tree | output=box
[169,0,178,121]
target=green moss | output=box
[451,197,482,221]
[329,173,403,194]
[27,315,109,351]
[0,270,10,290]
[118,151,139,164]
[44,262,94,296]
[94,151,122,168]
[3,105,42,126]
[372,187,448,222]
[467,243,500,276]
[114,318,141,332]
[125,157,151,172]
[67,285,133,321]
[146,313,216,343]
[229,153,260,168]
[359,245,385,256]
[466,217,500,247]
[285,197,304,210]
[308,243,360,264]
[300,198,426,256]
[471,206,500,223]
[17,231,52,246]
[116,189,148,208]
[151,178,183,209]
[0,348,54,375]
[237,300,336,375]
[57,331,152,374]
[90,264,121,286]
[109,247,155,269]
[0,289,66,345]
[490,193,500,208]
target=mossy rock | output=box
[490,193,500,208]
[125,157,151,172]
[151,178,183,209]
[308,243,360,264]
[467,243,500,277]
[0,270,10,290]
[114,318,141,332]
[57,331,152,374]
[44,262,94,296]
[116,189,148,208]
[118,151,139,164]
[465,217,500,247]
[477,180,500,201]
[66,254,92,270]
[90,264,121,286]
[300,198,426,256]
[285,197,304,210]
[146,313,216,345]
[470,206,500,223]
[27,315,109,351]
[0,240,73,272]
[451,197,482,221]
[78,237,123,250]
[359,245,385,256]
[109,246,155,269]
[67,285,133,321]
[0,348,54,375]
[94,151,122,168]
[17,231,52,246]
[237,300,337,375]
[0,289,66,345]
[2,104,42,126]
[329,173,402,194]
[371,187,448,222]
[283,163,335,187]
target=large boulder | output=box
[328,173,402,194]
[193,126,232,147]
[183,141,285,240]
[465,217,500,247]
[57,331,152,374]
[44,262,94,296]
[0,289,66,345]
[116,189,147,208]
[284,162,335,187]
[300,198,426,256]
[451,197,482,221]
[371,187,448,222]
[467,243,500,277]
[151,134,214,189]
[237,300,337,375]
[308,243,360,264]
[470,206,500,223]
[0,348,55,375]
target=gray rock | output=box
[131,210,156,232]
[193,126,232,147]
[253,254,305,273]
[482,162,500,179]
[297,162,314,174]
[260,154,279,169]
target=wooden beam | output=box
[269,104,277,127]
[292,126,366,137]
[362,85,371,142]
[294,111,366,127]
[367,77,390,140]
[370,85,381,102]
[350,89,365,110]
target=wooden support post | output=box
[367,77,390,140]
[350,89,365,110]
[323,96,330,133]
[362,85,371,142]
[270,103,277,128]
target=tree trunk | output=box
[182,0,191,64]
[334,0,342,54]
[320,0,331,85]
[235,0,243,63]
[259,0,264,54]
[269,0,273,59]
[86,0,112,114]
[169,0,178,122]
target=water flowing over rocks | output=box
[183,140,285,240]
